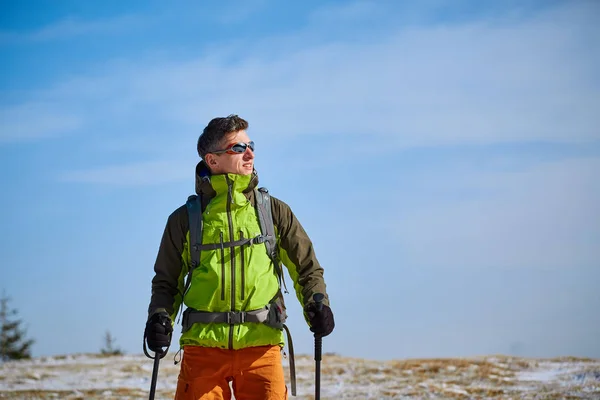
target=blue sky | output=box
[1,0,599,361]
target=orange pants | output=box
[174,345,288,400]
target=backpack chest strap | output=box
[192,234,274,251]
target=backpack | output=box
[183,187,296,395]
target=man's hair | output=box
[197,114,249,159]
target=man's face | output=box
[206,129,255,175]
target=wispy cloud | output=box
[0,14,150,43]
[392,157,600,270]
[0,102,82,142]
[59,160,190,185]
[2,2,598,151]
[212,0,269,25]
[308,1,386,24]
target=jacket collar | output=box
[195,160,259,198]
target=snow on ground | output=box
[1,353,599,399]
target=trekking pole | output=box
[149,352,161,400]
[313,293,325,400]
[143,329,169,400]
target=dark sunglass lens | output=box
[230,143,246,153]
[230,142,254,153]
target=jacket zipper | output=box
[226,176,236,350]
[240,231,245,301]
[219,232,225,301]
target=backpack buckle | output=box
[226,311,245,324]
[250,235,266,245]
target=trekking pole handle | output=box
[312,293,324,362]
[313,293,324,312]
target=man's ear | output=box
[204,154,218,171]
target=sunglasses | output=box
[211,141,255,155]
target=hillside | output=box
[1,353,599,399]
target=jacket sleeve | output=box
[271,196,330,310]
[147,205,189,321]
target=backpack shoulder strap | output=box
[255,187,288,294]
[255,188,276,259]
[184,194,202,294]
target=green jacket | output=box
[148,161,330,350]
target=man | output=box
[144,115,334,400]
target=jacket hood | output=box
[195,160,259,197]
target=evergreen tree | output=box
[100,330,123,356]
[0,291,34,361]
